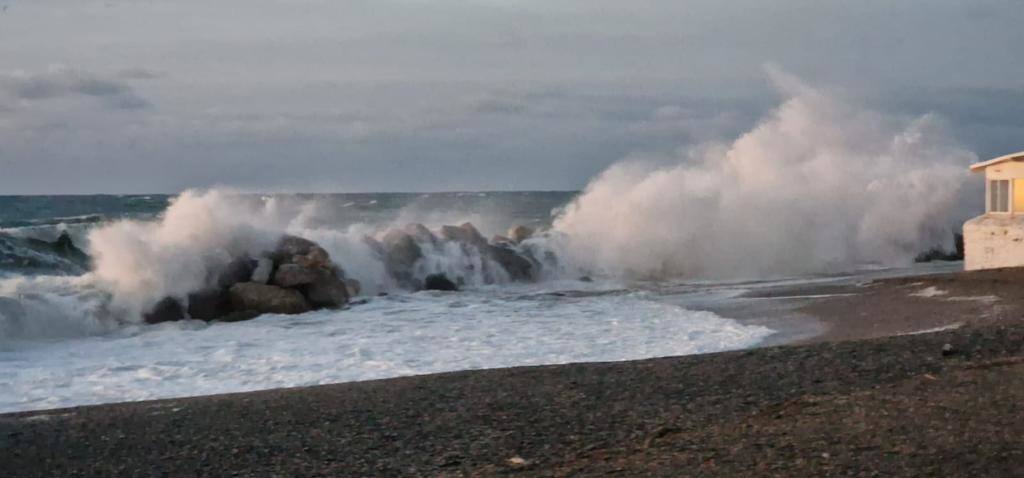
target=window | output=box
[990,179,1010,213]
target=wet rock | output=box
[487,245,535,281]
[144,297,185,324]
[305,274,350,308]
[250,257,273,284]
[228,282,311,315]
[381,230,423,289]
[914,232,965,263]
[216,256,256,289]
[344,278,362,297]
[362,235,385,256]
[215,310,262,323]
[507,225,535,243]
[942,343,956,357]
[293,246,331,269]
[424,273,458,291]
[271,263,322,288]
[272,235,318,262]
[441,223,487,248]
[187,289,230,321]
[404,223,438,245]
[491,235,513,246]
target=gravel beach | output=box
[4,268,1024,476]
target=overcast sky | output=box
[1,0,1023,194]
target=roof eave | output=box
[970,151,1024,172]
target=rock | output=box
[362,235,385,256]
[579,275,593,282]
[293,246,331,269]
[144,297,185,324]
[344,278,362,297]
[941,343,956,357]
[914,232,966,263]
[487,245,535,281]
[381,230,423,289]
[272,235,318,262]
[271,263,323,288]
[491,235,513,246]
[305,274,350,308]
[507,456,530,467]
[187,289,230,321]
[216,256,256,289]
[250,257,273,284]
[507,225,535,243]
[424,273,458,291]
[440,223,487,248]
[215,310,262,323]
[228,282,311,315]
[403,223,438,245]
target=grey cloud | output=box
[1,1,1023,193]
[117,68,164,80]
[1,67,150,110]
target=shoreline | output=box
[4,321,1024,475]
[699,262,1007,346]
[6,266,1024,474]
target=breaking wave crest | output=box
[551,69,976,279]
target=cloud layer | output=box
[0,1,1021,194]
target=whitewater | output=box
[0,75,978,413]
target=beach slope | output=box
[3,319,1024,476]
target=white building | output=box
[964,151,1024,270]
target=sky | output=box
[1,0,1023,194]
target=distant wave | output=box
[0,233,90,276]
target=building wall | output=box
[985,161,1024,180]
[964,215,1024,270]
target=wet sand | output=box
[741,266,1024,343]
[5,267,1024,476]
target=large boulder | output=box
[292,246,332,270]
[228,282,311,315]
[271,235,318,262]
[271,263,323,288]
[344,278,362,297]
[487,245,535,281]
[250,257,273,284]
[441,223,487,248]
[423,273,458,291]
[404,223,438,245]
[187,289,230,321]
[305,273,350,308]
[144,296,185,324]
[140,234,355,324]
[507,225,535,244]
[380,229,423,288]
[215,256,256,289]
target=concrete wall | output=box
[964,214,1024,270]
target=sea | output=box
[0,192,952,413]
